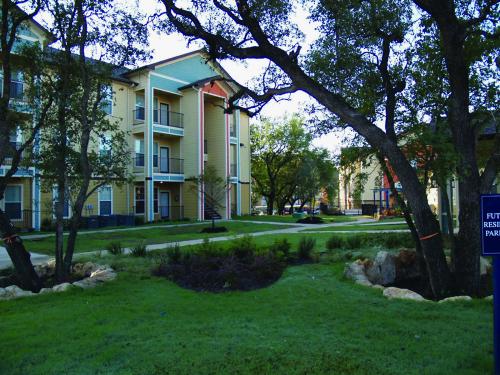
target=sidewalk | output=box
[1,216,380,269]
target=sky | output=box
[139,0,344,155]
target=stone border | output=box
[0,262,116,300]
[344,251,492,303]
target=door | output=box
[160,147,169,173]
[160,192,169,219]
[160,103,169,126]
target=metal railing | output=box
[153,109,184,128]
[230,163,237,177]
[153,157,184,174]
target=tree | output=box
[33,0,149,281]
[251,116,311,215]
[0,0,48,292]
[157,0,499,298]
[189,165,231,230]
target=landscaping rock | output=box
[52,282,73,293]
[344,260,372,286]
[4,285,34,299]
[90,268,117,282]
[438,296,472,303]
[39,288,53,294]
[72,278,99,289]
[365,251,396,285]
[485,295,493,301]
[394,250,420,281]
[0,287,8,299]
[73,261,98,278]
[383,287,426,302]
[371,284,385,290]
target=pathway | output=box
[1,216,405,269]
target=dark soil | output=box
[153,253,285,292]
[200,226,228,233]
[297,216,324,224]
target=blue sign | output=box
[481,194,500,256]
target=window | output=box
[3,185,22,220]
[154,188,158,213]
[98,186,112,216]
[135,94,145,121]
[99,134,112,158]
[0,69,24,99]
[101,85,113,115]
[135,139,144,167]
[135,186,145,214]
[153,142,158,168]
[52,186,70,219]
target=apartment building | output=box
[1,17,252,231]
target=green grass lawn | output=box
[0,242,492,374]
[233,214,358,224]
[303,224,410,232]
[24,221,292,256]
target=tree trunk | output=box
[0,209,42,292]
[54,183,66,281]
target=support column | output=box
[145,82,154,222]
[236,110,242,216]
[32,173,41,231]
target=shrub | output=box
[229,235,257,259]
[269,238,291,258]
[131,241,147,257]
[135,216,144,226]
[298,237,316,260]
[343,235,364,249]
[196,238,223,258]
[106,241,123,255]
[166,243,182,263]
[326,235,344,250]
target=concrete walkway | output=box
[0,216,387,270]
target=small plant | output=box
[135,216,144,226]
[229,235,257,259]
[197,238,222,258]
[297,237,316,260]
[106,241,123,255]
[166,243,182,263]
[131,241,147,257]
[326,235,344,250]
[269,238,291,258]
[343,235,364,249]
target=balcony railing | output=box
[133,107,145,125]
[154,157,184,174]
[230,163,237,177]
[132,155,184,174]
[153,109,184,128]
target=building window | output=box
[135,94,145,121]
[135,139,144,167]
[98,186,112,216]
[101,85,112,115]
[52,186,70,219]
[0,69,24,100]
[99,134,112,158]
[153,142,158,168]
[3,185,22,220]
[135,186,145,214]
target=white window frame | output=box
[1,184,23,221]
[98,185,113,216]
[102,85,113,115]
[52,185,71,219]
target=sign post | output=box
[480,195,500,374]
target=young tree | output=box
[0,0,49,292]
[157,0,498,298]
[35,0,149,281]
[189,165,231,230]
[251,116,311,215]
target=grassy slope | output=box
[0,252,492,375]
[24,222,293,255]
[233,214,358,223]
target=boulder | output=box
[73,262,98,278]
[0,287,8,299]
[89,269,117,282]
[383,287,426,302]
[485,295,493,301]
[52,282,73,293]
[344,260,372,286]
[438,296,472,303]
[4,285,34,299]
[365,251,396,285]
[72,278,99,289]
[395,250,420,281]
[371,284,385,290]
[39,288,53,294]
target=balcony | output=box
[153,109,183,129]
[153,157,184,174]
